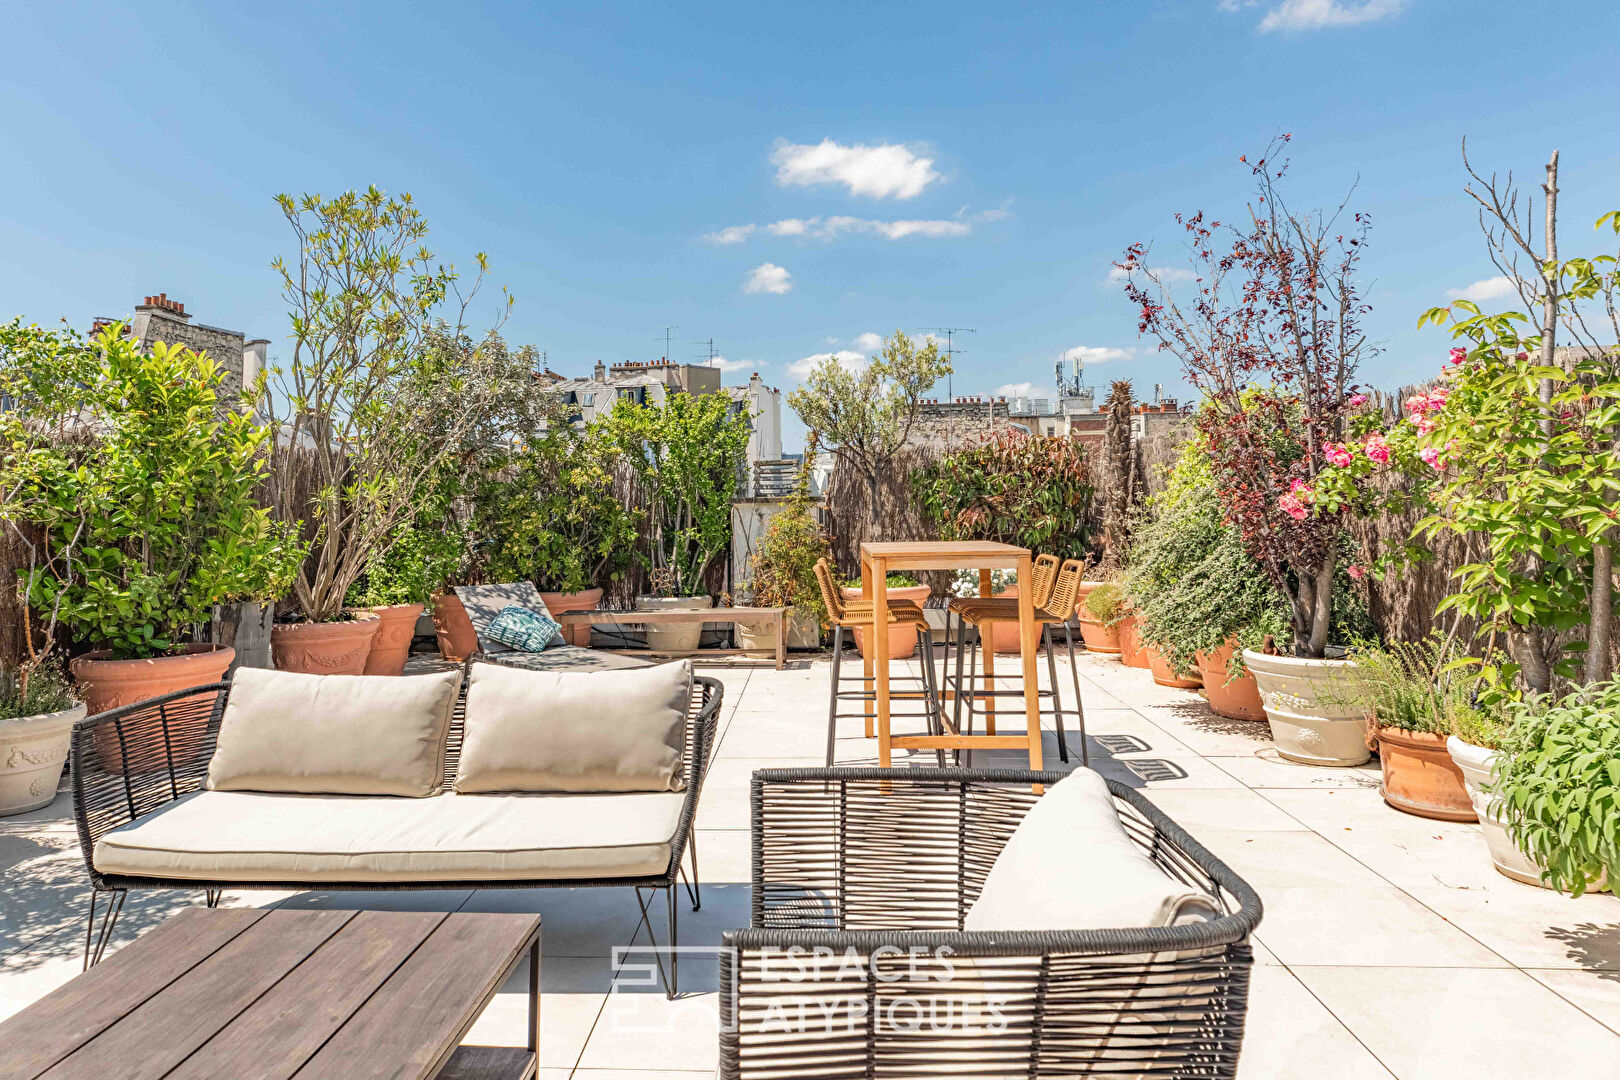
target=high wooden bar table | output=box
[858,540,1042,771]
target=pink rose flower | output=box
[1419,446,1441,469]
[1516,351,1528,360]
[1405,395,1425,414]
[1449,347,1466,364]
[1324,442,1353,468]
[1347,564,1366,580]
[1348,393,1368,408]
[1364,433,1391,465]
[1278,493,1308,521]
[1417,418,1435,435]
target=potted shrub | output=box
[1447,707,1547,887]
[841,573,931,659]
[1077,582,1125,655]
[346,520,466,675]
[604,391,751,654]
[471,412,641,647]
[0,322,301,715]
[1327,637,1485,820]
[739,452,829,654]
[0,664,81,816]
[1489,681,1620,896]
[260,188,522,674]
[1121,135,1375,762]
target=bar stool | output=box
[943,556,1087,764]
[814,559,945,767]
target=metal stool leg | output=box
[918,624,947,767]
[951,611,968,736]
[825,624,844,766]
[1065,623,1088,765]
[1044,624,1070,763]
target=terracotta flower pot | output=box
[362,602,426,676]
[1146,644,1202,689]
[72,644,236,774]
[989,585,1027,654]
[431,592,479,661]
[1117,613,1150,669]
[1374,723,1476,822]
[538,587,604,647]
[1196,642,1266,721]
[1075,612,1121,654]
[272,613,380,676]
[842,584,931,660]
[0,702,86,816]
[1244,649,1368,767]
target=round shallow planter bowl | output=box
[1146,644,1203,689]
[73,643,236,774]
[842,584,931,660]
[1117,613,1150,669]
[272,613,381,676]
[1448,736,1555,887]
[362,602,426,676]
[736,608,822,655]
[1374,724,1475,821]
[1196,642,1266,722]
[1242,649,1369,767]
[1075,612,1121,654]
[538,587,604,647]
[0,702,86,816]
[635,595,713,653]
[430,592,478,661]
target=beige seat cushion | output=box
[206,667,462,797]
[965,768,1219,932]
[456,660,690,794]
[93,788,686,883]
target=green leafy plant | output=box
[1083,582,1127,627]
[0,662,75,721]
[604,391,750,597]
[745,454,832,626]
[0,323,303,660]
[912,431,1094,559]
[844,572,921,590]
[472,411,642,594]
[345,519,468,608]
[1324,634,1504,736]
[1492,679,1620,895]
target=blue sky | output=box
[4,1,1618,451]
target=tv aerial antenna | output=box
[918,326,975,401]
[656,325,678,363]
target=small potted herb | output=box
[0,664,80,816]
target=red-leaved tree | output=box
[1118,136,1370,657]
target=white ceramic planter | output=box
[1447,735,1550,888]
[735,608,822,653]
[0,702,86,816]
[1242,650,1369,767]
[635,595,714,653]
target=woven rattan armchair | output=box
[719,768,1262,1078]
[70,659,722,994]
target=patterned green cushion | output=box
[485,604,562,652]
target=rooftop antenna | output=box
[692,337,721,366]
[1055,355,1085,398]
[918,326,975,401]
[658,326,678,364]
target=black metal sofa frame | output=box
[69,658,722,996]
[719,768,1264,1078]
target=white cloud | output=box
[1254,0,1408,33]
[770,139,941,200]
[852,332,884,352]
[743,263,793,295]
[1107,264,1196,284]
[700,224,757,245]
[994,382,1040,399]
[707,356,754,373]
[787,350,869,379]
[1063,345,1133,365]
[1445,275,1520,301]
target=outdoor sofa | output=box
[70,655,721,996]
[719,767,1263,1077]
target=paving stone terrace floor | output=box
[5,649,1620,1079]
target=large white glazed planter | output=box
[635,595,714,653]
[1242,650,1369,767]
[1446,736,1550,888]
[0,702,87,816]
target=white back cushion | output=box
[965,769,1218,931]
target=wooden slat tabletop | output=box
[0,908,541,1080]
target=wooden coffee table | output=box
[0,907,541,1080]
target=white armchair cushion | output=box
[456,659,690,793]
[206,667,461,797]
[964,769,1218,931]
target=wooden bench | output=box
[555,606,789,669]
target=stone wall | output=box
[128,295,249,400]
